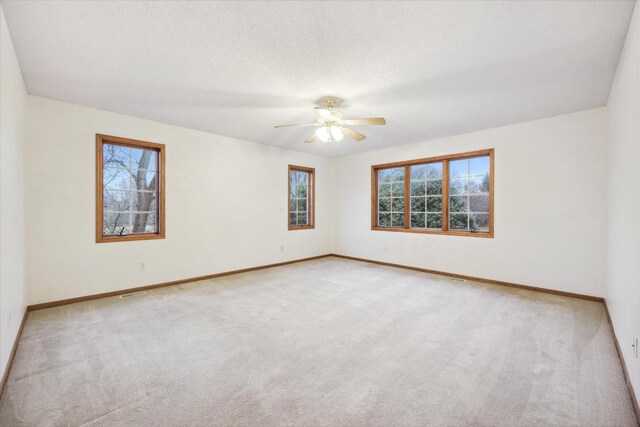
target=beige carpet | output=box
[0,257,636,426]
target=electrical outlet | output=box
[280,245,284,252]
[139,262,146,271]
[384,246,388,252]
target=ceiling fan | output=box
[274,98,386,143]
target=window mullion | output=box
[442,160,449,232]
[403,165,410,229]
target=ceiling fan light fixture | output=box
[315,126,330,142]
[330,126,344,141]
[274,97,386,144]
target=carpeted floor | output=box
[0,256,637,426]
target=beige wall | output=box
[25,96,332,305]
[23,100,612,304]
[606,0,640,405]
[0,8,27,380]
[331,108,608,297]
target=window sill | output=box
[371,226,493,238]
[96,233,165,243]
[288,225,315,231]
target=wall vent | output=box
[120,291,147,298]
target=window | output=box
[96,134,165,242]
[372,149,493,237]
[288,165,315,230]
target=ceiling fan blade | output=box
[274,123,321,128]
[304,133,317,144]
[342,127,367,142]
[342,117,386,126]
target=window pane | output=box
[447,154,491,234]
[104,168,131,190]
[411,212,426,228]
[379,198,391,212]
[391,213,405,227]
[410,164,427,180]
[427,196,442,212]
[288,167,314,228]
[410,181,425,196]
[132,191,156,212]
[391,197,404,212]
[131,170,158,191]
[379,213,391,227]
[450,159,468,178]
[103,212,131,235]
[471,213,490,232]
[391,182,404,197]
[100,140,162,240]
[426,179,442,196]
[378,167,404,227]
[144,216,157,233]
[378,169,394,183]
[379,167,403,183]
[467,176,485,194]
[104,190,131,212]
[426,163,443,179]
[450,213,468,230]
[379,183,391,198]
[388,168,404,181]
[479,174,490,193]
[469,156,489,176]
[411,197,425,212]
[449,178,466,195]
[133,212,157,234]
[469,174,490,194]
[469,194,489,213]
[449,195,468,212]
[426,213,442,229]
[132,147,158,171]
[103,144,131,168]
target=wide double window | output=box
[96,134,165,242]
[288,165,315,230]
[372,149,493,237]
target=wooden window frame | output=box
[371,148,494,238]
[288,165,315,230]
[96,134,166,243]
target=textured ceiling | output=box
[2,1,635,157]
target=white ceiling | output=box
[2,1,635,157]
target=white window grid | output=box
[409,166,443,229]
[378,170,405,227]
[103,144,159,234]
[448,157,490,231]
[290,171,310,226]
